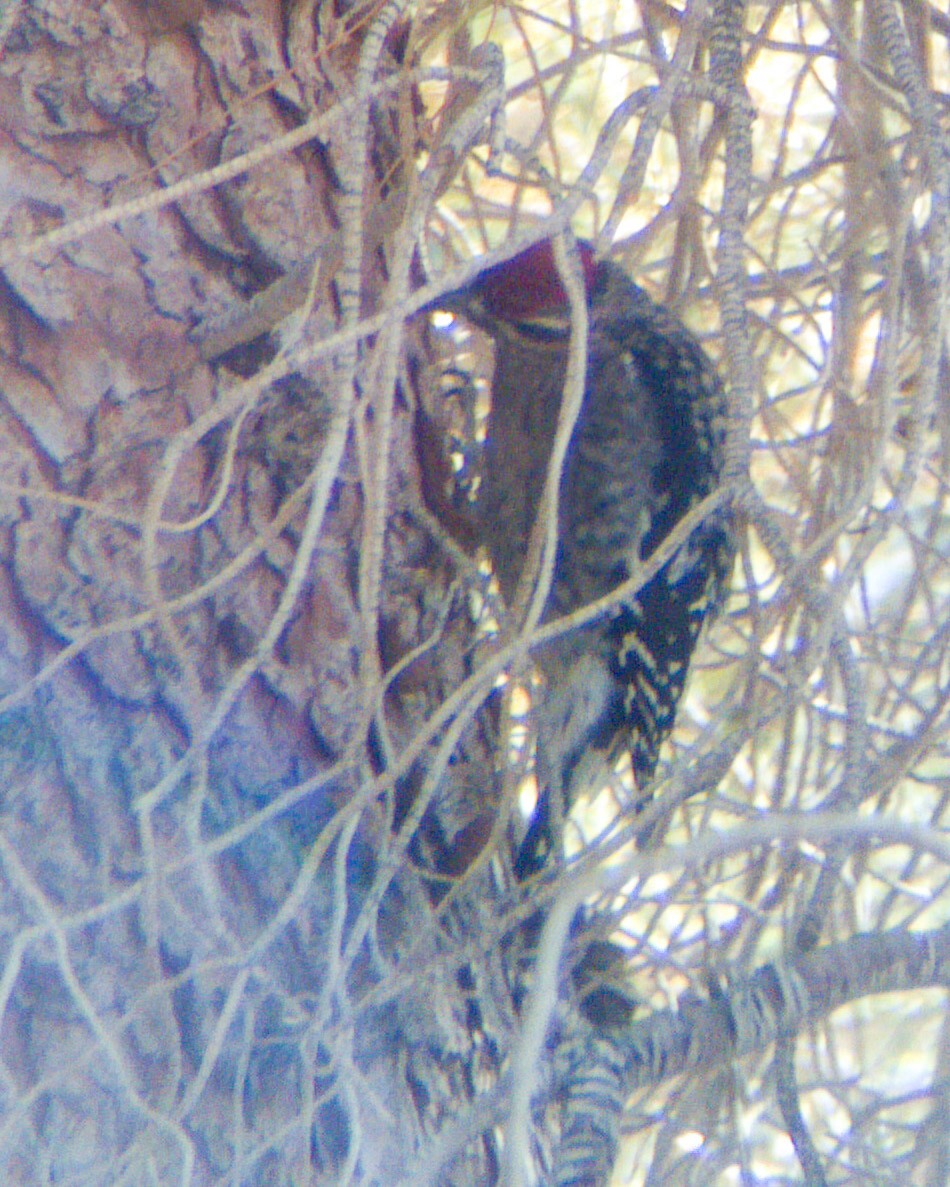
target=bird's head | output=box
[437,239,600,338]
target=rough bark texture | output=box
[0,2,482,1180]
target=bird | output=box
[437,238,734,878]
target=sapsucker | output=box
[444,240,734,877]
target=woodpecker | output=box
[442,240,734,877]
